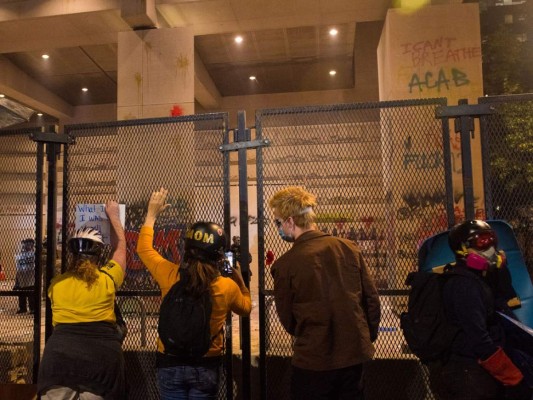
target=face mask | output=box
[278,227,295,243]
[480,246,498,266]
[465,246,498,271]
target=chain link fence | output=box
[0,129,39,386]
[0,94,531,399]
[480,93,533,280]
[63,114,230,400]
[256,99,450,400]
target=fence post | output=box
[31,128,73,379]
[435,100,494,221]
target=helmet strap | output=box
[456,244,468,257]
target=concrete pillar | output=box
[377,3,484,287]
[117,27,194,120]
[116,27,195,204]
[378,3,483,103]
[121,0,157,30]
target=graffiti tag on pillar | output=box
[229,215,265,226]
[401,37,481,67]
[402,135,444,170]
[408,67,470,93]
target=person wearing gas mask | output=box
[432,220,532,400]
[268,186,380,400]
[136,188,251,400]
[38,200,127,400]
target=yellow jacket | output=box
[49,260,124,326]
[136,225,251,356]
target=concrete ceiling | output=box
[0,0,393,124]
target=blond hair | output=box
[268,186,317,229]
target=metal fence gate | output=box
[255,98,451,400]
[62,114,233,400]
[254,94,533,400]
[0,94,531,400]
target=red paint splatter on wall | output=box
[171,105,183,116]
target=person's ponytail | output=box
[185,258,219,297]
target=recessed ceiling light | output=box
[81,87,88,92]
[329,70,337,76]
[235,36,243,44]
[329,28,338,36]
[249,76,256,81]
[42,54,49,59]
[0,94,5,98]
[37,113,43,117]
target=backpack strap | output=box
[99,267,118,289]
[99,268,127,338]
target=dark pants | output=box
[428,357,503,400]
[18,286,35,312]
[290,363,364,400]
[38,323,126,399]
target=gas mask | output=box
[465,246,501,272]
[461,230,502,272]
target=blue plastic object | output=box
[417,220,533,328]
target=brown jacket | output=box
[271,230,380,371]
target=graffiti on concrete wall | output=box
[400,36,481,94]
[396,34,483,224]
[122,227,184,290]
[402,135,444,170]
[400,37,480,67]
[229,215,261,227]
[408,67,470,93]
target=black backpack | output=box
[158,269,213,359]
[400,268,460,364]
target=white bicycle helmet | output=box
[68,227,104,256]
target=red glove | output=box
[479,347,523,386]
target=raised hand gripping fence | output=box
[62,114,232,400]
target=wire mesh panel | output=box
[255,99,449,400]
[0,129,39,385]
[63,114,230,400]
[479,94,533,278]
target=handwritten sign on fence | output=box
[75,204,126,245]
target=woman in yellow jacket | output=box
[38,201,127,399]
[137,188,252,400]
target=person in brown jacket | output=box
[269,186,381,400]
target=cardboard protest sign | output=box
[75,204,126,245]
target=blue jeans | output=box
[157,365,219,400]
